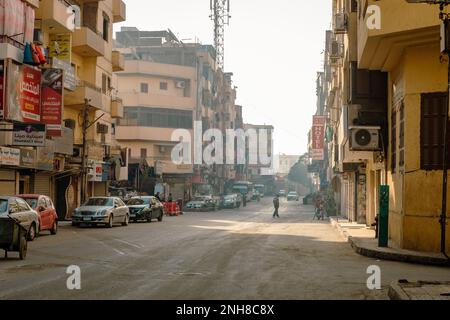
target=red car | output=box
[17,194,58,236]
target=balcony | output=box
[24,0,39,8]
[35,0,74,34]
[72,27,106,57]
[358,0,442,70]
[64,81,103,111]
[0,36,24,63]
[111,98,124,119]
[113,0,126,23]
[112,50,125,72]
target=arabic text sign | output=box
[0,147,20,166]
[20,66,41,123]
[41,68,63,137]
[12,123,46,147]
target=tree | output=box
[288,156,311,189]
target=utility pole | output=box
[210,0,231,70]
[80,98,90,204]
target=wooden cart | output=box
[0,217,28,260]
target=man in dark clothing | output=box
[155,192,162,202]
[273,195,280,218]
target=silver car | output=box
[72,197,130,228]
[0,196,40,241]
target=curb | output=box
[388,281,412,300]
[329,217,450,268]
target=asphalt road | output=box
[0,198,448,300]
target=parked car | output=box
[221,194,241,209]
[17,194,58,236]
[287,191,300,201]
[279,190,287,197]
[72,197,129,228]
[0,196,40,241]
[184,196,218,212]
[127,196,164,223]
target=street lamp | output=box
[406,0,450,257]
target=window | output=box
[141,148,147,159]
[391,108,397,173]
[160,82,168,90]
[121,107,193,129]
[102,12,110,42]
[140,83,149,93]
[421,92,450,170]
[399,102,405,168]
[16,198,30,212]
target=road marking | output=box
[113,248,126,256]
[114,239,143,249]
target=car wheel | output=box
[106,215,113,228]
[19,235,27,260]
[50,221,58,235]
[122,214,129,227]
[27,223,36,241]
[158,210,163,222]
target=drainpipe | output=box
[441,41,449,258]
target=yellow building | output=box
[322,0,450,254]
[34,0,126,218]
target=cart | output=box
[0,216,28,260]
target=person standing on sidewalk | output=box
[273,194,280,218]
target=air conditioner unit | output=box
[349,126,381,151]
[176,81,186,89]
[329,40,343,58]
[64,119,76,130]
[97,123,109,134]
[334,13,348,34]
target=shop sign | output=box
[12,123,46,147]
[19,148,36,168]
[36,140,55,171]
[41,68,63,136]
[0,147,20,166]
[51,58,76,91]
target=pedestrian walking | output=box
[168,193,173,202]
[273,194,280,218]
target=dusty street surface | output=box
[0,198,448,300]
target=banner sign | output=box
[19,148,36,168]
[49,34,72,62]
[0,147,20,166]
[41,68,63,137]
[36,140,55,171]
[312,116,327,161]
[12,123,46,147]
[52,58,76,91]
[20,65,41,122]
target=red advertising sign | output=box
[20,65,41,123]
[312,116,326,161]
[41,69,63,137]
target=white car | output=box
[0,196,40,241]
[72,197,130,228]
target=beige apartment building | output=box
[114,28,244,198]
[0,0,127,220]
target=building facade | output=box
[315,0,450,254]
[0,0,127,220]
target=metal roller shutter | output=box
[34,173,51,197]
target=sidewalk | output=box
[330,217,450,267]
[389,280,450,300]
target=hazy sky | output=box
[114,0,332,156]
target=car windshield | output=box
[224,195,235,200]
[0,199,8,213]
[128,198,150,206]
[24,198,38,209]
[84,198,113,207]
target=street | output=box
[0,199,448,300]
